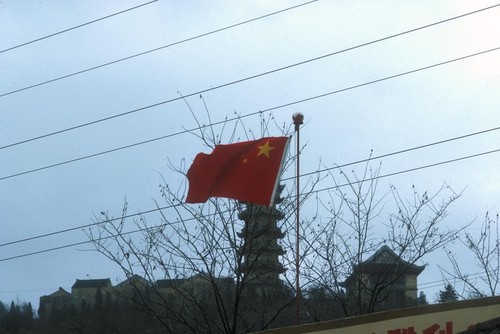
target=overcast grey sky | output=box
[1,1,499,310]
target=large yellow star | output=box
[257,141,275,158]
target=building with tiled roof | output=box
[341,245,425,313]
[458,316,500,334]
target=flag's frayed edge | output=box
[268,136,291,207]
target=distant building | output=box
[71,278,113,308]
[157,273,234,300]
[39,278,115,318]
[39,274,235,319]
[38,287,73,318]
[341,245,425,313]
[115,274,151,299]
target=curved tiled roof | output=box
[72,278,111,288]
[458,317,500,334]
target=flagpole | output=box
[292,112,303,325]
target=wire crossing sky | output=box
[1,124,499,250]
[0,46,498,182]
[1,3,497,150]
[0,0,159,54]
[1,144,499,264]
[1,0,499,309]
[0,0,319,98]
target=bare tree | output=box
[301,162,462,318]
[443,211,499,298]
[86,108,309,333]
[86,101,463,329]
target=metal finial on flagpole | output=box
[292,112,303,325]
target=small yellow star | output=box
[257,141,275,158]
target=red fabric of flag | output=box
[186,136,290,206]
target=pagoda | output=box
[237,184,286,288]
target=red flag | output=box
[186,136,290,206]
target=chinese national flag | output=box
[186,136,290,206]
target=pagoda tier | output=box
[238,185,287,282]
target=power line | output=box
[0,0,319,99]
[1,145,499,262]
[0,240,94,263]
[287,125,500,181]
[1,3,498,150]
[417,272,493,292]
[0,1,158,54]
[0,225,144,263]
[2,122,498,248]
[0,206,167,248]
[8,121,497,247]
[1,46,498,182]
[311,147,500,196]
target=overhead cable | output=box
[0,0,319,98]
[0,3,498,149]
[1,46,499,182]
[0,1,159,54]
[287,124,500,180]
[1,145,499,262]
[0,206,166,248]
[1,123,499,249]
[312,147,500,196]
